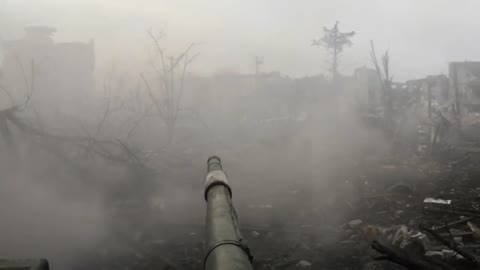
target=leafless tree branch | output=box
[141,72,165,121]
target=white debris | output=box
[348,219,363,228]
[423,198,451,205]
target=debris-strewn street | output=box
[65,141,480,270]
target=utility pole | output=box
[0,0,6,57]
[254,56,263,90]
[332,23,338,83]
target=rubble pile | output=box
[338,148,480,269]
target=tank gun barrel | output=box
[204,156,253,270]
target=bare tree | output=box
[370,40,394,135]
[141,29,196,145]
[0,58,35,155]
[312,21,355,83]
[312,21,354,137]
[254,56,264,90]
[95,65,129,138]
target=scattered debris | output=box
[348,219,363,228]
[467,222,480,239]
[424,198,452,205]
[295,260,312,268]
[251,231,261,238]
[387,182,413,194]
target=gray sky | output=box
[2,0,480,80]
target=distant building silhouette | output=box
[1,26,95,116]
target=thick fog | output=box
[0,1,477,270]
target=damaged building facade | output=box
[342,61,480,153]
[449,61,480,113]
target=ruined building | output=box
[352,66,383,112]
[449,61,480,113]
[406,75,449,113]
[0,26,95,117]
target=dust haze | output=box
[1,1,479,270]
